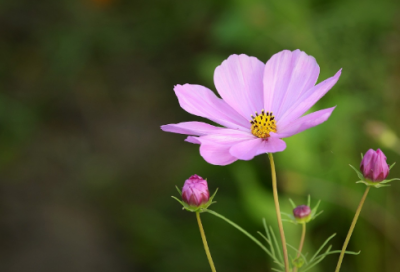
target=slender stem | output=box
[268,153,290,272]
[196,212,217,272]
[334,186,370,272]
[293,223,306,272]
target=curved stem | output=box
[196,212,217,272]
[334,186,370,272]
[293,223,306,272]
[268,153,290,272]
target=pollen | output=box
[249,109,277,139]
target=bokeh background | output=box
[1,0,400,271]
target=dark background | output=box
[1,0,400,271]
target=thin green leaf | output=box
[286,242,308,265]
[257,232,283,266]
[307,195,311,207]
[384,178,400,182]
[289,198,297,209]
[270,226,283,263]
[175,186,182,195]
[308,233,336,263]
[302,246,332,272]
[361,153,364,159]
[390,162,396,170]
[206,210,273,259]
[271,268,284,272]
[264,219,276,258]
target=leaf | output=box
[264,219,276,258]
[308,233,336,263]
[390,162,396,170]
[269,226,283,264]
[307,194,311,207]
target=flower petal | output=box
[161,122,224,136]
[214,54,265,119]
[273,107,336,138]
[263,50,320,120]
[174,84,250,131]
[229,137,286,160]
[187,130,255,165]
[277,69,341,129]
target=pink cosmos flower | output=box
[161,50,341,165]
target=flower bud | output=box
[293,205,311,223]
[182,175,210,207]
[360,149,389,182]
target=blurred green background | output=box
[1,0,400,271]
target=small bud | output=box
[293,205,311,223]
[360,149,389,182]
[182,175,210,207]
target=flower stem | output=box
[293,223,306,272]
[268,153,290,272]
[334,186,370,272]
[196,212,217,272]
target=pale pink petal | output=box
[161,122,224,136]
[273,50,320,119]
[174,84,250,131]
[273,107,335,138]
[263,50,320,120]
[277,69,341,129]
[214,54,265,119]
[186,130,256,165]
[229,137,286,160]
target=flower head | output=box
[161,50,341,165]
[182,174,210,207]
[360,149,389,182]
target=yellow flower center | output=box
[250,110,277,139]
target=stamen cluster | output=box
[250,110,277,139]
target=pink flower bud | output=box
[293,205,311,219]
[182,175,210,207]
[360,149,389,182]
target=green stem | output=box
[196,212,216,272]
[293,223,306,272]
[334,186,370,272]
[268,153,290,272]
[205,209,272,255]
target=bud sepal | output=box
[172,185,218,213]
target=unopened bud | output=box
[293,205,311,223]
[182,175,210,207]
[360,149,389,182]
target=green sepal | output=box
[288,198,296,209]
[351,164,399,188]
[390,162,396,170]
[175,185,182,195]
[349,164,365,180]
